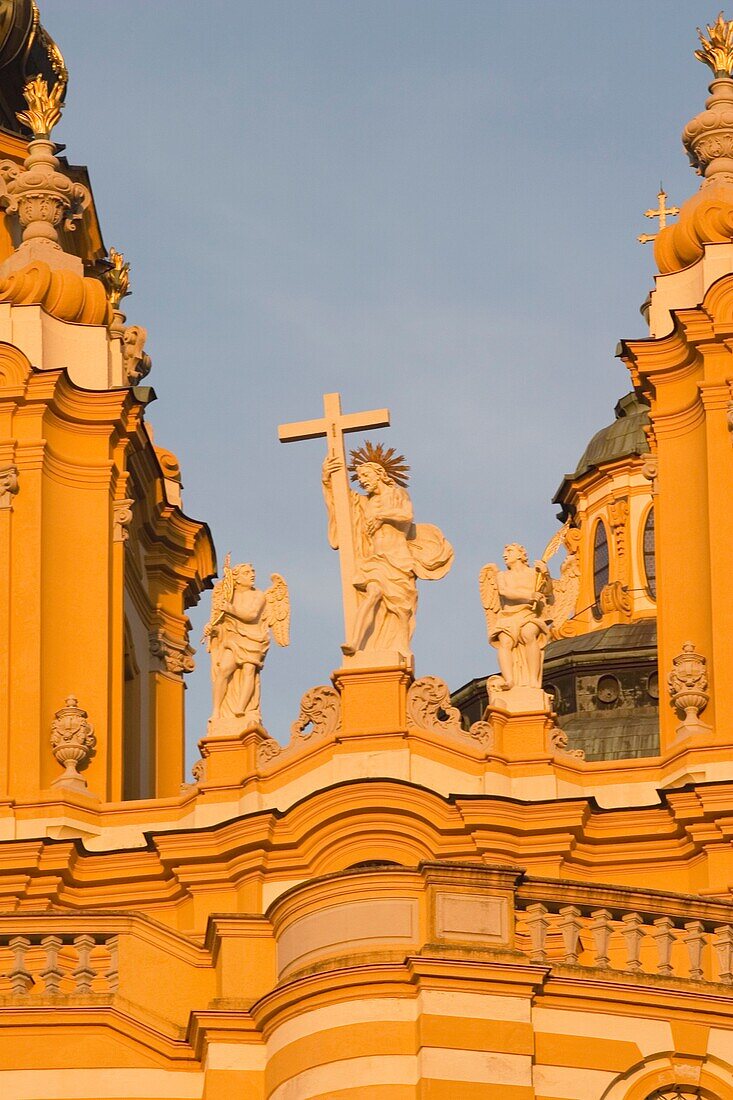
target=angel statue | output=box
[479,523,580,691]
[203,555,290,727]
[322,442,454,660]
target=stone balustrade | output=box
[516,894,733,984]
[0,932,118,996]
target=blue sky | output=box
[43,1,716,767]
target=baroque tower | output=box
[1,7,733,1100]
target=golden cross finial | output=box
[637,184,680,244]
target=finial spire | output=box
[0,71,88,277]
[103,248,131,311]
[15,74,64,140]
[695,12,733,77]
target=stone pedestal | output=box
[487,686,556,761]
[0,239,83,278]
[50,772,95,796]
[196,720,274,790]
[674,716,714,744]
[332,665,412,737]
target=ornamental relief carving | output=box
[122,325,152,386]
[550,727,585,760]
[641,456,658,494]
[407,675,494,751]
[113,498,133,542]
[291,685,341,741]
[608,497,629,585]
[0,465,19,509]
[149,632,195,676]
[599,580,632,615]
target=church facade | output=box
[1,4,733,1098]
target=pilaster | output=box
[621,286,733,752]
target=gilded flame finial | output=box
[695,12,733,76]
[16,75,64,140]
[103,248,131,310]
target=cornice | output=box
[1,776,733,911]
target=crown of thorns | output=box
[349,441,410,487]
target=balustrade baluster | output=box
[105,936,119,993]
[524,903,549,964]
[683,920,705,980]
[652,917,675,975]
[714,925,733,984]
[9,936,32,994]
[589,909,613,967]
[40,935,64,994]
[621,912,644,972]
[73,934,96,994]
[558,905,583,964]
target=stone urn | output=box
[50,696,96,792]
[668,642,712,738]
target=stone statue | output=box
[322,441,453,660]
[479,524,579,691]
[203,555,290,727]
[122,325,151,385]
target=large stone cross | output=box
[278,393,390,636]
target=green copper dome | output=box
[554,392,650,505]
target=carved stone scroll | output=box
[0,465,19,510]
[149,632,195,676]
[113,498,133,543]
[468,721,493,749]
[407,675,493,750]
[599,580,632,615]
[641,456,658,495]
[550,727,586,760]
[407,676,462,733]
[291,685,341,741]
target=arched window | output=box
[646,1091,711,1099]
[643,505,656,599]
[593,520,609,610]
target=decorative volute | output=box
[655,15,733,274]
